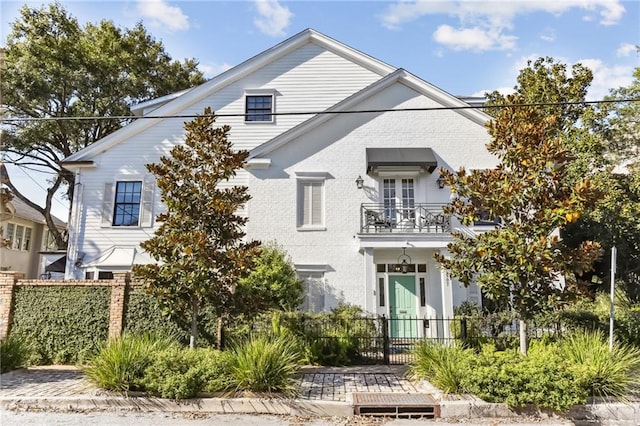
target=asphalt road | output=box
[0,410,584,426]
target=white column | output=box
[439,249,454,339]
[363,248,375,314]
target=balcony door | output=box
[382,178,415,224]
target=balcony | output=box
[360,203,451,234]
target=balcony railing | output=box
[360,203,451,234]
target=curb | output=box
[0,396,353,417]
[3,394,639,423]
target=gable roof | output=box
[248,68,492,160]
[62,29,396,167]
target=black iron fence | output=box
[233,314,564,365]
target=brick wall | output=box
[0,271,132,340]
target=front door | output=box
[388,275,417,338]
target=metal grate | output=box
[352,393,439,418]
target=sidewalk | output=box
[1,365,639,423]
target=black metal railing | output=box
[360,203,451,234]
[229,314,565,365]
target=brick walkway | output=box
[296,366,418,402]
[0,365,417,403]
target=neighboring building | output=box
[0,189,66,279]
[61,29,498,329]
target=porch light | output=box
[397,248,412,274]
[436,176,445,189]
[355,175,364,189]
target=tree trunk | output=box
[189,296,199,349]
[519,319,528,355]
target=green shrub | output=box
[142,347,230,399]
[561,329,640,399]
[124,291,189,344]
[83,333,176,393]
[460,343,586,411]
[0,334,32,373]
[227,333,302,395]
[10,286,109,364]
[409,341,471,394]
[307,336,351,366]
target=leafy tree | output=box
[1,2,204,247]
[565,64,640,300]
[486,57,608,183]
[132,107,261,348]
[235,243,303,315]
[436,93,602,355]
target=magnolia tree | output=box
[436,94,602,355]
[133,107,260,348]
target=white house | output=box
[61,29,498,334]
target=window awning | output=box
[81,246,154,269]
[366,148,438,174]
[45,255,67,273]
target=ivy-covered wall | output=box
[10,285,110,364]
[124,290,188,343]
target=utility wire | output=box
[1,98,638,123]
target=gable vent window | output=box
[245,95,273,122]
[113,181,142,226]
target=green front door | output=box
[388,275,417,338]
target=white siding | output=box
[68,41,384,277]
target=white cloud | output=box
[539,27,556,42]
[136,0,189,31]
[381,0,626,51]
[199,62,233,78]
[616,43,637,57]
[433,25,517,51]
[578,58,634,99]
[253,0,293,37]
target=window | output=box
[113,181,142,226]
[298,181,324,228]
[13,225,24,250]
[5,223,32,251]
[245,95,273,122]
[5,223,15,246]
[299,271,325,312]
[383,178,415,222]
[42,230,58,250]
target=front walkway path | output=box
[0,365,417,403]
[297,366,418,402]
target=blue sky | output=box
[1,0,639,219]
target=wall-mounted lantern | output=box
[355,175,364,189]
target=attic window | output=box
[245,95,273,122]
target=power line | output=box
[1,98,638,123]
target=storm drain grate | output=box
[352,392,439,418]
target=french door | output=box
[382,178,415,224]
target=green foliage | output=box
[0,334,32,373]
[10,286,109,364]
[438,88,602,354]
[133,108,261,347]
[461,343,587,411]
[235,243,303,315]
[83,333,175,393]
[227,333,303,395]
[124,290,189,344]
[561,330,640,399]
[141,347,230,399]
[409,341,471,394]
[1,3,204,244]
